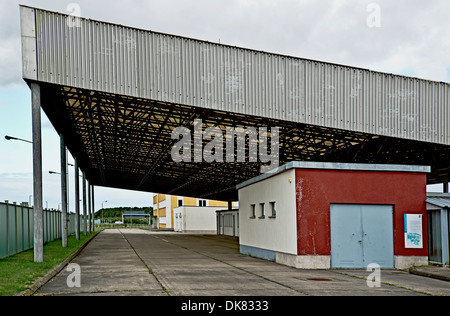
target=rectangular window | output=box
[250,204,256,219]
[178,200,183,207]
[269,202,276,218]
[259,203,265,219]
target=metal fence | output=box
[0,202,82,259]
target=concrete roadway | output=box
[36,229,449,296]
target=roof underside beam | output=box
[37,83,450,201]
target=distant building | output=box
[122,210,151,224]
[426,193,450,266]
[217,209,239,237]
[174,206,218,234]
[152,194,237,230]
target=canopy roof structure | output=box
[21,6,450,201]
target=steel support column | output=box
[88,181,92,233]
[74,158,80,240]
[60,134,68,247]
[82,172,87,236]
[31,82,43,263]
[91,185,95,232]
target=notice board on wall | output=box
[404,214,423,249]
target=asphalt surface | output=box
[35,228,449,296]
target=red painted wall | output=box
[295,169,428,257]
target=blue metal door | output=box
[330,205,364,268]
[361,205,394,268]
[330,204,394,269]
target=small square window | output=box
[250,204,256,219]
[269,202,276,218]
[259,203,265,219]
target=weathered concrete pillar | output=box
[82,172,87,236]
[31,82,43,263]
[88,181,92,233]
[74,158,80,240]
[60,134,68,247]
[91,185,95,232]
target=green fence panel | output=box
[16,206,24,253]
[45,210,50,242]
[57,212,61,239]
[51,211,56,240]
[43,210,47,244]
[56,212,61,239]
[47,211,52,243]
[47,210,52,243]
[8,204,16,256]
[29,208,34,248]
[52,211,57,240]
[49,210,53,241]
[0,204,8,259]
[0,204,84,260]
[23,208,30,250]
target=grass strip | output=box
[0,232,97,296]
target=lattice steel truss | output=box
[39,83,450,201]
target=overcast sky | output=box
[0,0,449,210]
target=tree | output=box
[94,206,154,219]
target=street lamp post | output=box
[5,135,34,208]
[102,200,108,223]
[6,87,44,264]
[5,135,33,144]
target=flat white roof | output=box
[236,161,431,190]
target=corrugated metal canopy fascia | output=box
[427,193,450,208]
[21,5,450,146]
[35,82,450,201]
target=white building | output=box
[152,193,237,230]
[217,209,239,237]
[174,206,218,234]
[237,161,430,270]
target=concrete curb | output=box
[409,267,450,282]
[16,231,100,297]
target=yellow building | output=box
[152,194,236,229]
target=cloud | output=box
[1,0,449,87]
[0,172,33,204]
[0,1,23,88]
[0,172,32,180]
[0,37,22,88]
